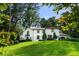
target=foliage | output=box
[13,3,40,28]
[64,38,79,42]
[0,3,10,31]
[48,17,56,26]
[0,4,8,11]
[0,14,10,31]
[0,14,9,23]
[53,32,57,39]
[25,39,32,41]
[42,30,47,40]
[15,24,25,34]
[44,3,79,37]
[0,3,39,31]
[0,3,40,46]
[40,17,56,28]
[40,18,47,28]
[0,32,17,46]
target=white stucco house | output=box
[20,22,67,41]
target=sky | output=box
[38,5,70,19]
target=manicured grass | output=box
[0,40,79,56]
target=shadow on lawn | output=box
[12,41,73,56]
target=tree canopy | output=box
[45,3,79,37]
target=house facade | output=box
[20,23,63,41]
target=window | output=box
[26,31,30,36]
[37,30,40,33]
[27,31,29,34]
[37,35,40,39]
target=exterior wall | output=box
[20,28,44,41]
[53,29,60,40]
[20,28,33,40]
[53,29,60,37]
[33,29,44,41]
[45,29,54,38]
[20,28,60,41]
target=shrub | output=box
[64,38,79,42]
[53,32,57,39]
[26,39,31,41]
[0,32,18,47]
[42,30,47,40]
[10,32,17,41]
[19,39,31,42]
[47,38,53,40]
[0,38,9,47]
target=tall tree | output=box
[48,17,56,27]
[44,3,79,37]
[40,18,47,28]
[2,3,40,31]
[40,17,56,28]
[23,3,40,28]
[0,3,9,31]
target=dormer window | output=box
[30,22,41,28]
[27,31,29,34]
[26,31,30,36]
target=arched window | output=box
[27,31,29,35]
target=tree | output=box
[0,4,12,46]
[42,30,47,40]
[40,18,53,28]
[40,18,47,28]
[2,3,40,31]
[48,17,56,27]
[22,3,40,28]
[53,32,57,39]
[0,4,10,32]
[44,3,79,38]
[0,14,10,31]
[0,4,8,11]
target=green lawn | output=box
[0,40,79,56]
